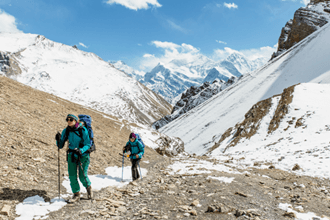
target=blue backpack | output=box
[78,114,95,153]
[135,133,145,148]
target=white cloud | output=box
[143,53,154,58]
[79,42,88,48]
[139,41,203,70]
[0,9,22,33]
[281,0,310,6]
[138,43,142,46]
[216,40,227,45]
[224,2,238,9]
[213,45,277,61]
[105,0,162,10]
[300,0,310,5]
[167,20,186,33]
[139,41,277,71]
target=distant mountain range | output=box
[112,53,268,103]
[0,33,171,125]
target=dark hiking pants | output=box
[131,159,140,181]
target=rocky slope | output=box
[0,75,185,218]
[0,33,171,126]
[272,0,330,58]
[152,78,237,130]
[31,155,330,220]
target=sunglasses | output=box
[66,118,75,122]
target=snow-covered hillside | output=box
[159,22,330,155]
[0,33,171,125]
[209,83,330,179]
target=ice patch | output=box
[207,176,235,183]
[15,196,66,220]
[62,166,147,193]
[279,203,327,220]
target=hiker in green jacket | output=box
[123,133,144,181]
[55,114,92,202]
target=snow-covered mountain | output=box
[141,52,265,103]
[0,33,171,125]
[159,21,330,155]
[110,60,145,81]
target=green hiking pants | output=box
[68,154,91,193]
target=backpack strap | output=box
[63,126,85,148]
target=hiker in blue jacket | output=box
[123,133,144,181]
[55,114,92,202]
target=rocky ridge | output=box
[152,78,238,130]
[272,0,330,58]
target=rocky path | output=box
[22,155,330,220]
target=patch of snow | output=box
[207,176,235,183]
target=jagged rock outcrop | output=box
[155,135,185,157]
[152,77,238,130]
[272,0,330,59]
[0,52,22,77]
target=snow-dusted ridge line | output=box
[0,32,172,125]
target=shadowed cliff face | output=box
[272,0,330,59]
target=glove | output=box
[136,154,139,159]
[55,132,61,141]
[73,148,82,157]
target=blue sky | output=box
[0,0,309,71]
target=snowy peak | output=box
[225,52,252,74]
[142,52,266,102]
[0,32,172,125]
[111,60,146,81]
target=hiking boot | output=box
[69,192,80,203]
[87,185,93,200]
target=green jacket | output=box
[125,139,144,159]
[57,123,91,156]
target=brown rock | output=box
[207,206,217,212]
[190,210,197,216]
[273,0,329,59]
[283,211,296,218]
[0,205,11,216]
[292,164,301,171]
[191,200,199,206]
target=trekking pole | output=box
[138,160,143,180]
[121,153,124,181]
[58,147,61,200]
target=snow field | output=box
[212,84,330,179]
[15,166,147,220]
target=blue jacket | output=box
[125,139,144,159]
[57,124,91,157]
